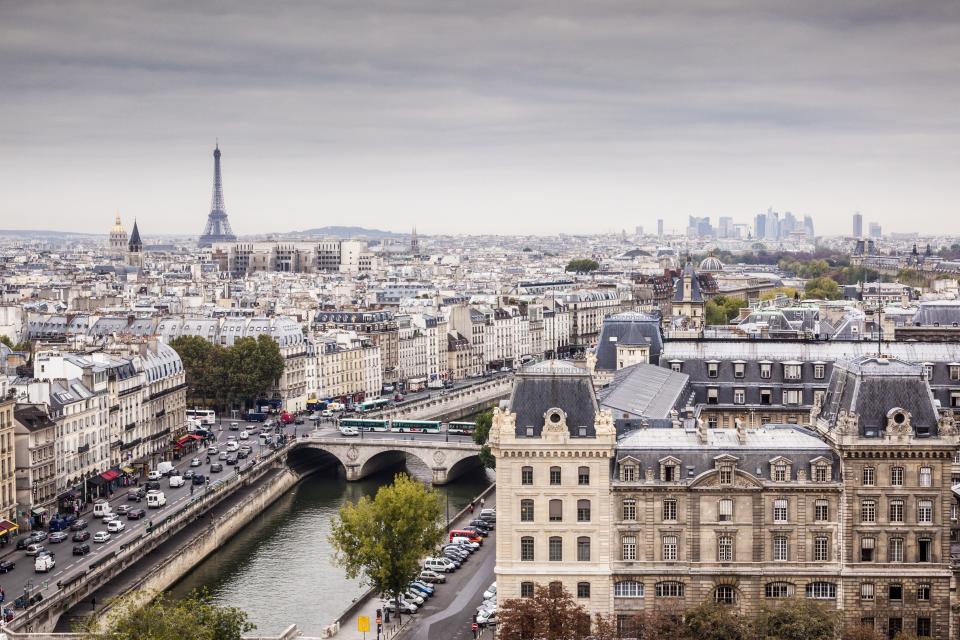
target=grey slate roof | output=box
[594,312,664,369]
[912,301,960,327]
[672,261,704,303]
[598,364,691,422]
[508,360,598,437]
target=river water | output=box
[168,456,494,636]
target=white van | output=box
[168,474,184,488]
[423,557,455,573]
[35,553,55,573]
[93,501,113,519]
[146,490,167,508]
[156,461,175,476]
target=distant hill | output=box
[0,228,99,238]
[288,226,405,239]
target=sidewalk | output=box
[336,484,497,640]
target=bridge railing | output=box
[6,440,294,632]
[370,377,512,421]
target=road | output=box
[0,420,292,607]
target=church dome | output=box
[699,254,724,273]
[111,214,126,235]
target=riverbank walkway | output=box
[335,486,497,640]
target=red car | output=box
[280,411,295,425]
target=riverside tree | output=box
[472,408,496,469]
[329,473,444,621]
[498,584,590,640]
[78,589,253,640]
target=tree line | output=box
[169,334,285,413]
[498,583,921,640]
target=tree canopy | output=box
[498,584,590,640]
[329,474,444,618]
[565,258,600,274]
[705,295,743,325]
[169,335,284,411]
[751,599,841,640]
[804,276,842,300]
[78,589,254,640]
[472,408,496,468]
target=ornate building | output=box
[108,214,127,259]
[491,355,958,639]
[127,219,143,268]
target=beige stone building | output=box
[491,356,958,639]
[0,378,17,524]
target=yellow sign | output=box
[358,616,370,633]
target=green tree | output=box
[169,336,218,408]
[804,276,842,300]
[705,295,743,325]
[751,599,841,640]
[472,408,496,469]
[760,287,799,301]
[78,589,254,640]
[565,258,600,274]
[497,584,590,640]
[841,624,886,640]
[329,474,444,621]
[683,601,745,640]
[0,335,11,348]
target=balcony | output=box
[77,443,90,454]
[125,422,137,431]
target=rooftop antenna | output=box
[876,297,882,357]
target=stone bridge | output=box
[289,435,482,485]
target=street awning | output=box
[100,470,120,482]
[31,507,47,516]
[121,466,135,475]
[0,519,18,535]
[87,475,107,487]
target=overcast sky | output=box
[2,1,959,237]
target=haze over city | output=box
[3,1,959,236]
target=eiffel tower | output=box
[198,142,237,247]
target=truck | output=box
[156,461,175,476]
[146,490,167,508]
[245,411,268,422]
[427,379,444,390]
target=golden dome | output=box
[111,214,126,235]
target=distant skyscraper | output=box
[803,215,815,238]
[754,213,766,239]
[657,219,664,237]
[852,212,863,237]
[634,225,643,237]
[198,143,237,248]
[869,222,882,238]
[718,216,732,238]
[765,209,779,240]
[687,216,713,239]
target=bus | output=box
[340,418,390,432]
[357,398,392,414]
[186,409,216,425]
[391,420,441,434]
[446,422,475,436]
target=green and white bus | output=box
[357,398,392,413]
[391,420,441,433]
[340,418,390,432]
[446,421,475,436]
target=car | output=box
[73,543,91,556]
[403,591,425,605]
[229,422,240,431]
[469,519,493,531]
[226,454,239,466]
[72,530,91,542]
[106,520,126,533]
[483,583,497,600]
[31,530,48,542]
[239,430,249,440]
[479,508,496,522]
[102,513,119,524]
[16,536,36,550]
[210,463,223,473]
[237,449,249,459]
[147,470,162,481]
[383,600,417,615]
[0,560,16,573]
[114,504,132,515]
[145,480,161,491]
[338,426,360,437]
[208,446,219,455]
[49,531,70,544]
[169,475,185,488]
[128,488,145,501]
[218,451,228,460]
[294,417,304,425]
[320,409,334,418]
[25,544,48,556]
[418,570,446,583]
[408,581,434,597]
[477,608,497,626]
[190,457,202,467]
[226,441,239,452]
[127,508,146,520]
[93,531,111,543]
[183,469,196,479]
[192,474,206,485]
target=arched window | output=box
[578,466,590,485]
[714,585,736,604]
[549,499,563,522]
[520,537,534,561]
[577,499,591,522]
[549,466,561,485]
[521,466,533,485]
[549,536,563,561]
[520,499,534,522]
[614,581,644,597]
[577,536,590,561]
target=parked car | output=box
[190,457,202,467]
[72,530,90,542]
[418,570,446,584]
[73,543,91,556]
[479,508,496,522]
[469,519,493,531]
[383,599,417,615]
[93,531,111,543]
[127,508,146,520]
[0,560,16,573]
[483,583,497,600]
[49,531,70,544]
[107,520,126,533]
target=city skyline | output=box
[3,1,960,236]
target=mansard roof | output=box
[508,360,597,438]
[594,312,663,369]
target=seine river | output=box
[168,457,494,636]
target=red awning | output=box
[0,519,18,535]
[100,470,120,482]
[177,435,192,445]
[189,434,203,441]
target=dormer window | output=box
[951,365,960,382]
[660,457,681,482]
[707,362,719,378]
[760,363,772,379]
[814,364,825,379]
[784,363,802,380]
[770,458,792,482]
[670,361,682,373]
[620,461,637,482]
[923,363,934,378]
[810,458,831,483]
[733,362,745,378]
[719,465,733,485]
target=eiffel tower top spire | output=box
[198,142,237,247]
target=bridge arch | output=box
[446,454,484,483]
[286,446,346,477]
